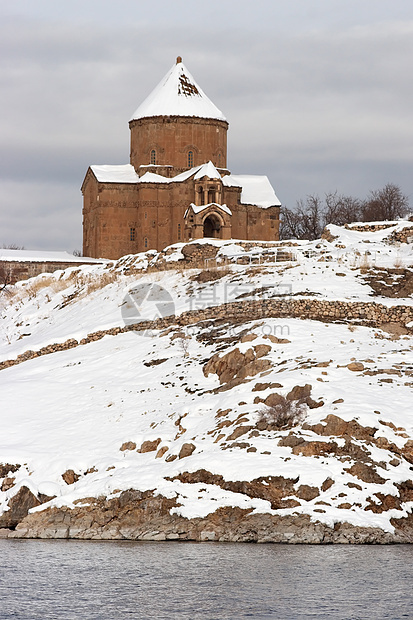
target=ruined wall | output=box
[1,298,412,372]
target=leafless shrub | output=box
[258,397,307,430]
[393,255,403,269]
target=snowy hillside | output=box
[0,221,413,542]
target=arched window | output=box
[150,150,156,165]
[188,150,194,168]
[130,227,136,241]
[208,187,216,204]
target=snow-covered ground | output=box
[0,222,412,534]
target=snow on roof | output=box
[193,161,221,180]
[91,165,140,184]
[139,162,220,184]
[223,174,281,208]
[187,203,232,216]
[88,162,280,209]
[130,59,226,122]
[0,250,107,264]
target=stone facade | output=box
[82,59,281,259]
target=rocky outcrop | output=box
[203,345,272,384]
[5,490,412,543]
[0,486,44,529]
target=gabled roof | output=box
[130,59,226,122]
[223,174,281,208]
[90,164,140,184]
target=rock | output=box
[203,346,271,384]
[120,441,137,452]
[1,477,16,491]
[292,441,337,457]
[304,414,377,441]
[178,443,196,459]
[0,464,20,478]
[263,335,290,344]
[9,489,408,543]
[286,384,312,402]
[156,446,169,459]
[227,426,253,441]
[253,344,272,359]
[252,382,283,392]
[0,486,42,529]
[296,485,320,501]
[138,439,161,453]
[240,334,257,343]
[278,434,305,448]
[345,462,386,485]
[321,478,334,492]
[264,392,285,408]
[62,470,80,485]
[347,362,365,372]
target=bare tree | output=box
[362,183,409,222]
[281,195,323,240]
[73,249,82,257]
[0,262,14,292]
[2,243,25,250]
[323,192,362,227]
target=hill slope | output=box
[0,221,412,543]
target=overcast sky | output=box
[1,0,412,251]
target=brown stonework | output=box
[82,61,281,259]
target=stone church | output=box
[82,58,281,259]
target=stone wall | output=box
[1,297,412,372]
[0,260,103,285]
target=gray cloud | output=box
[1,9,412,250]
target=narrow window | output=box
[144,237,148,248]
[188,150,194,168]
[130,227,136,241]
[150,150,156,165]
[178,223,181,240]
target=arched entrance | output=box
[203,214,222,238]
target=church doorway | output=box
[203,214,221,238]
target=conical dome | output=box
[130,58,226,122]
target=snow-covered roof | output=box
[223,174,281,208]
[0,250,107,264]
[187,203,232,216]
[88,162,280,209]
[130,59,226,122]
[90,165,140,184]
[193,161,221,180]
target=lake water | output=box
[0,540,412,619]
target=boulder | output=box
[178,443,196,459]
[62,470,80,485]
[0,486,42,529]
[138,439,161,453]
